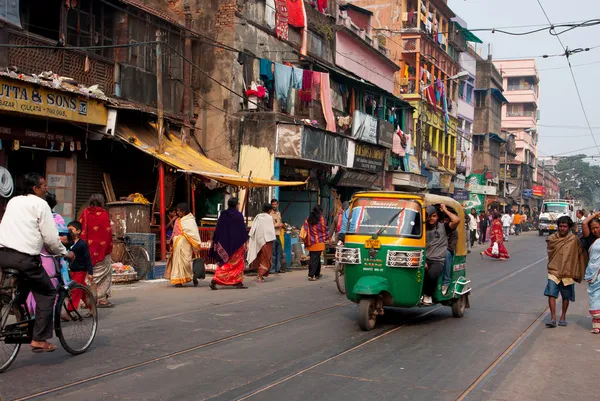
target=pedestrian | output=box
[26,193,70,314]
[424,204,460,305]
[64,221,94,319]
[513,211,522,236]
[545,216,587,328]
[501,211,512,241]
[0,173,74,352]
[247,203,276,282]
[478,210,488,244]
[209,198,248,290]
[165,203,201,287]
[336,201,351,244]
[80,194,114,308]
[467,208,478,249]
[583,212,600,333]
[481,214,509,260]
[269,198,285,274]
[576,210,585,238]
[301,205,327,281]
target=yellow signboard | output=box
[0,78,107,125]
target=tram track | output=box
[10,253,548,401]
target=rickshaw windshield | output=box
[348,198,422,238]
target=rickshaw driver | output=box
[423,204,460,306]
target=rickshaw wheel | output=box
[358,298,377,331]
[452,294,467,318]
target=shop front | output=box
[0,74,109,222]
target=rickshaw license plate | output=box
[365,239,381,249]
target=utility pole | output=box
[156,29,165,155]
[182,0,192,146]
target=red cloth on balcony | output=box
[275,0,289,40]
[286,0,306,28]
[320,72,336,132]
[300,70,313,102]
[317,0,327,12]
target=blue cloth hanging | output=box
[291,67,303,89]
[274,63,293,102]
[259,58,273,81]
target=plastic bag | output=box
[492,242,499,256]
[475,231,480,240]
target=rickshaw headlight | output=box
[386,250,423,268]
[335,247,361,264]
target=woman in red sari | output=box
[481,214,510,260]
[80,194,114,307]
[209,197,248,289]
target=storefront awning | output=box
[454,22,483,44]
[117,122,306,188]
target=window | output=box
[66,0,115,58]
[507,77,520,91]
[20,0,62,40]
[349,199,422,238]
[473,135,485,152]
[507,104,520,116]
[475,91,485,108]
[523,103,536,117]
[491,98,502,118]
[464,121,472,134]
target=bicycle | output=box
[114,236,151,280]
[0,254,98,373]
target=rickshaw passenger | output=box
[424,204,460,306]
[443,214,459,296]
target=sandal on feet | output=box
[592,328,600,334]
[97,302,114,308]
[558,320,568,327]
[308,277,317,281]
[546,320,557,328]
[31,342,57,353]
[209,281,218,290]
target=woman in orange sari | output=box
[481,214,510,260]
[209,198,248,289]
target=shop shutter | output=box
[76,157,105,218]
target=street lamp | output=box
[449,70,470,81]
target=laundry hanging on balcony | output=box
[274,0,289,40]
[320,72,336,132]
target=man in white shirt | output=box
[467,208,478,249]
[0,173,74,353]
[501,211,512,241]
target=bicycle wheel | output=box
[123,246,150,280]
[55,284,97,355]
[334,263,346,295]
[0,297,22,373]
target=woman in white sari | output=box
[247,204,276,282]
[165,203,201,287]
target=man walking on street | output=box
[501,211,512,241]
[513,211,522,236]
[544,216,588,327]
[468,208,478,249]
[269,199,285,273]
[0,173,74,352]
[479,211,488,244]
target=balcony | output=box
[1,28,115,94]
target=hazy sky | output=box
[448,0,600,161]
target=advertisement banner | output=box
[452,190,470,201]
[353,143,385,172]
[377,119,394,149]
[532,185,547,197]
[301,126,349,166]
[461,193,485,212]
[351,110,378,144]
[454,174,466,190]
[440,173,452,191]
[522,189,533,199]
[0,78,107,125]
[427,172,441,189]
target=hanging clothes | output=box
[350,88,356,115]
[320,72,336,132]
[300,69,313,102]
[317,0,327,13]
[274,62,293,103]
[291,67,303,89]
[275,0,289,40]
[265,0,276,29]
[392,129,405,156]
[286,0,306,27]
[260,58,274,81]
[237,53,254,88]
[311,71,321,101]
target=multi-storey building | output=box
[494,59,540,211]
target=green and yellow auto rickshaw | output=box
[335,192,471,331]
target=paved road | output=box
[1,232,552,401]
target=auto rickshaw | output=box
[335,192,471,331]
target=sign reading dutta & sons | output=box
[0,78,107,125]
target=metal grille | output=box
[386,250,423,268]
[7,31,115,94]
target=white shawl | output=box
[246,213,276,264]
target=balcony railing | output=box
[3,29,115,94]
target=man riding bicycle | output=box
[0,173,74,352]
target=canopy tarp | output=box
[117,122,306,188]
[455,22,483,44]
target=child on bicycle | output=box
[66,221,93,314]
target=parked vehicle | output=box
[538,199,579,236]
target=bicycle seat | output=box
[1,268,21,276]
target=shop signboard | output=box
[452,190,470,201]
[532,185,547,197]
[522,189,533,199]
[377,119,394,149]
[440,173,452,191]
[454,174,466,190]
[427,171,441,189]
[337,170,382,189]
[461,193,485,212]
[467,173,496,195]
[0,77,107,125]
[353,143,385,172]
[352,110,378,144]
[0,125,75,144]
